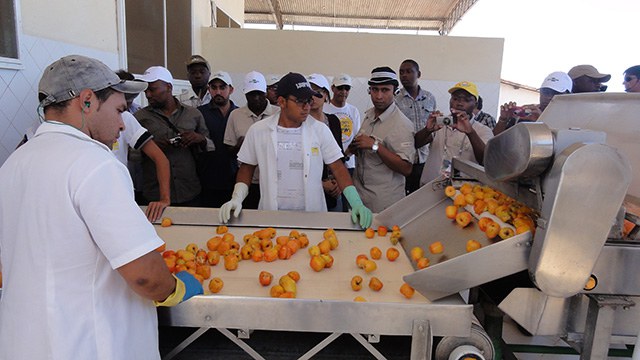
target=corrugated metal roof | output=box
[244,0,478,35]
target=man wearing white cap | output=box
[307,73,345,212]
[324,73,361,177]
[266,74,281,105]
[219,72,372,228]
[135,66,214,206]
[223,70,280,209]
[348,66,415,213]
[0,55,202,360]
[197,71,239,207]
[494,71,572,135]
[568,64,610,93]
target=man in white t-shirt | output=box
[0,55,202,360]
[324,73,361,172]
[219,72,372,229]
[419,81,493,186]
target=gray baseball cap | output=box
[38,55,148,107]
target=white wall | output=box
[21,0,119,53]
[499,83,540,109]
[213,0,244,26]
[199,28,504,121]
[0,0,124,165]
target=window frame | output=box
[0,0,23,70]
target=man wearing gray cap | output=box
[0,55,202,360]
[568,64,611,93]
[348,66,415,213]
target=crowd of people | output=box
[12,55,638,226]
[1,52,637,358]
[123,56,639,224]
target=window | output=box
[0,0,21,68]
[125,0,192,78]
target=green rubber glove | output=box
[343,185,372,229]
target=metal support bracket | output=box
[410,319,432,360]
[580,295,635,360]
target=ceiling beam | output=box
[266,0,283,29]
[245,11,445,23]
[439,0,478,35]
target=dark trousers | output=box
[244,183,261,210]
[200,188,233,208]
[405,163,424,195]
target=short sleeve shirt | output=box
[0,123,163,360]
[395,87,436,164]
[135,98,211,203]
[353,103,415,213]
[420,119,493,185]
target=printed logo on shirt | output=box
[339,116,353,142]
[311,147,319,156]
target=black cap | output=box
[276,72,322,99]
[368,66,399,87]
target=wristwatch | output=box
[371,139,380,153]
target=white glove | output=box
[219,182,249,223]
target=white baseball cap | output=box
[540,71,573,93]
[307,73,331,94]
[243,70,266,94]
[209,70,233,87]
[332,73,353,87]
[266,74,281,87]
[138,66,174,85]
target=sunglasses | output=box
[336,85,351,91]
[288,97,313,106]
[624,76,636,82]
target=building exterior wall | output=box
[201,28,504,126]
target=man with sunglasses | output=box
[219,73,372,229]
[623,65,640,93]
[348,67,415,213]
[568,64,611,93]
[325,74,362,176]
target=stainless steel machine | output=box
[155,208,494,360]
[379,93,640,359]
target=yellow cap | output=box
[448,81,479,100]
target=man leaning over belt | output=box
[219,72,372,228]
[0,55,201,360]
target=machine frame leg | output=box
[581,294,635,360]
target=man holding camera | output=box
[135,66,214,206]
[348,67,415,213]
[418,81,493,186]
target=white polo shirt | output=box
[238,114,343,212]
[112,111,153,165]
[0,122,163,360]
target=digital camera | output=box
[512,106,532,117]
[435,115,455,126]
[168,136,182,145]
